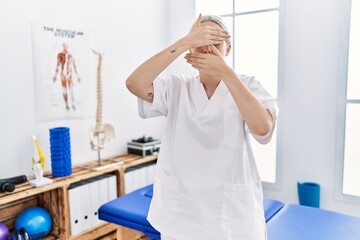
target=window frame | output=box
[335,0,360,204]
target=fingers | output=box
[187,16,230,49]
[184,53,206,70]
[184,53,205,61]
[184,51,223,67]
[192,13,228,35]
[195,13,202,28]
[209,44,222,57]
[190,14,203,33]
[206,39,227,46]
[204,27,230,43]
[208,27,230,36]
[186,58,205,70]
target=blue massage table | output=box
[99,185,160,239]
[98,184,285,239]
[267,204,360,240]
[99,185,360,239]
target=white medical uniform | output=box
[138,74,278,240]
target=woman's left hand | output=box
[184,44,232,79]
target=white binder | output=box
[125,170,134,194]
[68,183,82,236]
[78,182,92,232]
[88,179,102,227]
[98,175,109,206]
[146,164,156,185]
[107,175,117,201]
[139,167,147,189]
[132,168,141,191]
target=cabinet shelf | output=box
[0,154,157,240]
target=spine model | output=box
[89,50,115,152]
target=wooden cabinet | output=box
[0,154,157,240]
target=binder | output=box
[107,175,117,201]
[68,183,82,236]
[139,167,147,189]
[88,178,101,226]
[134,168,141,191]
[99,175,109,206]
[78,182,92,231]
[125,170,134,194]
[146,164,156,185]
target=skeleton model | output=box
[89,50,115,164]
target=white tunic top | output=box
[138,74,278,240]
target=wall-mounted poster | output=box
[31,21,92,122]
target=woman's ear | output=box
[225,43,231,56]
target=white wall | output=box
[166,0,196,75]
[0,0,168,178]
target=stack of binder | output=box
[68,174,117,236]
[124,162,156,194]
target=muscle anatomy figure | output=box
[53,43,81,110]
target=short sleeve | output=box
[138,77,169,118]
[242,75,279,144]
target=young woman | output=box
[126,14,278,240]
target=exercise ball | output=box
[0,222,10,240]
[15,207,52,239]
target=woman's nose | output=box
[202,45,212,53]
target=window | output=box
[196,0,280,183]
[342,0,360,198]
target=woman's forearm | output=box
[223,69,274,136]
[126,38,189,102]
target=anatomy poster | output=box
[31,21,93,122]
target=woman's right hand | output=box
[183,14,231,50]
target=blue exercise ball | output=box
[0,222,10,240]
[15,207,52,239]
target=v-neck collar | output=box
[191,76,226,113]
